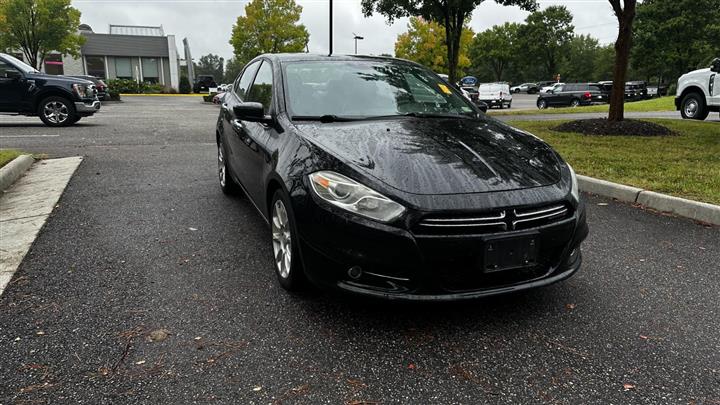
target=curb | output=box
[119,94,204,97]
[578,174,720,225]
[0,155,34,192]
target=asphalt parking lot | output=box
[1,96,719,404]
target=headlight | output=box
[309,171,406,222]
[73,83,88,98]
[568,164,580,202]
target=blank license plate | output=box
[484,236,539,273]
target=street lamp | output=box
[353,33,364,55]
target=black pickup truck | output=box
[0,52,101,127]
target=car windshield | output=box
[1,53,39,74]
[284,60,476,119]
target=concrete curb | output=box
[578,174,720,225]
[0,155,34,192]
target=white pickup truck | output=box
[675,57,720,120]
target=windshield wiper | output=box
[399,112,476,119]
[292,115,363,123]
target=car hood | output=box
[26,72,93,85]
[680,67,711,80]
[297,117,562,195]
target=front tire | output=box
[537,99,548,110]
[270,190,305,291]
[570,99,580,108]
[680,92,709,120]
[38,96,77,127]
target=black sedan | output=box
[216,54,588,300]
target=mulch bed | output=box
[553,119,675,136]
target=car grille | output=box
[414,203,571,235]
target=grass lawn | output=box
[508,119,720,205]
[0,149,24,168]
[492,96,675,116]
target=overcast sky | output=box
[72,0,620,62]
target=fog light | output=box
[348,266,363,280]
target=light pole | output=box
[328,0,333,56]
[353,33,364,55]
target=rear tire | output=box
[570,99,580,108]
[537,99,548,109]
[217,136,240,195]
[680,92,709,120]
[270,190,306,291]
[38,96,77,127]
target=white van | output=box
[478,82,512,109]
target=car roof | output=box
[260,53,420,67]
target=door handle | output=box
[231,119,244,132]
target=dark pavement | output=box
[1,96,719,404]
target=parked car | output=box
[511,83,539,94]
[0,53,101,126]
[478,82,512,109]
[647,84,668,98]
[597,81,613,100]
[216,54,588,300]
[625,81,648,101]
[69,75,109,100]
[536,81,557,92]
[536,83,604,109]
[675,57,720,120]
[193,75,217,93]
[541,82,564,93]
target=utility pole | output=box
[353,33,364,55]
[328,0,333,56]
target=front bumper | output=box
[75,100,101,115]
[297,197,589,301]
[675,96,681,110]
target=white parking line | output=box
[0,135,60,138]
[0,157,83,295]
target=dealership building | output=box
[10,24,191,90]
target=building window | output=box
[44,54,64,75]
[142,58,159,83]
[86,56,105,78]
[115,57,132,80]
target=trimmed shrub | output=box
[179,76,191,94]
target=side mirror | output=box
[4,70,22,80]
[233,102,273,124]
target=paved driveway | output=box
[1,96,718,404]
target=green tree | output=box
[194,54,224,82]
[362,0,538,84]
[561,34,600,82]
[0,0,84,69]
[632,0,720,85]
[593,44,616,81]
[518,5,574,79]
[469,22,520,81]
[395,17,473,76]
[179,75,191,94]
[229,0,309,67]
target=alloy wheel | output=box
[271,199,292,279]
[43,101,69,124]
[684,99,698,118]
[217,143,226,187]
[571,99,580,108]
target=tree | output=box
[561,34,600,82]
[395,17,473,76]
[632,0,720,85]
[469,22,520,81]
[224,57,245,83]
[194,54,224,82]
[362,0,538,84]
[593,44,616,81]
[179,76,191,94]
[518,5,574,79]
[0,0,84,69]
[607,0,637,122]
[229,0,309,67]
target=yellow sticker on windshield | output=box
[438,84,452,94]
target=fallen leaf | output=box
[194,336,202,341]
[135,360,146,365]
[565,303,576,310]
[623,383,635,391]
[407,363,416,370]
[189,227,198,231]
[252,386,262,392]
[639,335,649,340]
[36,331,45,336]
[147,329,170,342]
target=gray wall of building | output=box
[82,33,170,58]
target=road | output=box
[1,96,719,404]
